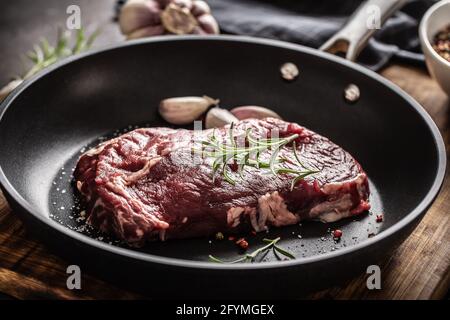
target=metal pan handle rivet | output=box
[344,84,360,103]
[280,62,299,81]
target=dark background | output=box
[0,0,436,86]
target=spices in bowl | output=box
[432,24,450,62]
[419,0,450,95]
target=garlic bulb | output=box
[161,3,198,34]
[119,0,162,36]
[119,0,219,40]
[159,95,218,125]
[230,106,281,120]
[205,107,238,128]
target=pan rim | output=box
[0,35,446,271]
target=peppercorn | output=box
[332,229,343,240]
[376,214,384,223]
[236,238,249,250]
[432,24,450,62]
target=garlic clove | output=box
[155,0,172,6]
[205,107,239,129]
[127,24,165,39]
[191,0,211,17]
[159,95,219,125]
[230,106,282,120]
[119,0,162,35]
[197,13,219,34]
[192,26,207,35]
[173,0,193,10]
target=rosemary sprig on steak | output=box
[209,237,295,263]
[193,123,319,189]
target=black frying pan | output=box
[0,35,446,298]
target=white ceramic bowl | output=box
[419,0,450,95]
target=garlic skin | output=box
[191,0,210,16]
[205,107,238,129]
[119,0,161,35]
[127,25,165,39]
[196,14,219,34]
[159,95,218,125]
[230,106,282,120]
[119,0,219,39]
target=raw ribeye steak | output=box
[74,118,370,246]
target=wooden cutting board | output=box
[0,64,448,300]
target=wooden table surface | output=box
[0,0,449,300]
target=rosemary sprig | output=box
[24,28,100,79]
[209,237,295,263]
[193,125,319,189]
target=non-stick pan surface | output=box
[0,36,446,298]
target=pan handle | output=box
[319,0,407,61]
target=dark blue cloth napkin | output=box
[208,0,437,70]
